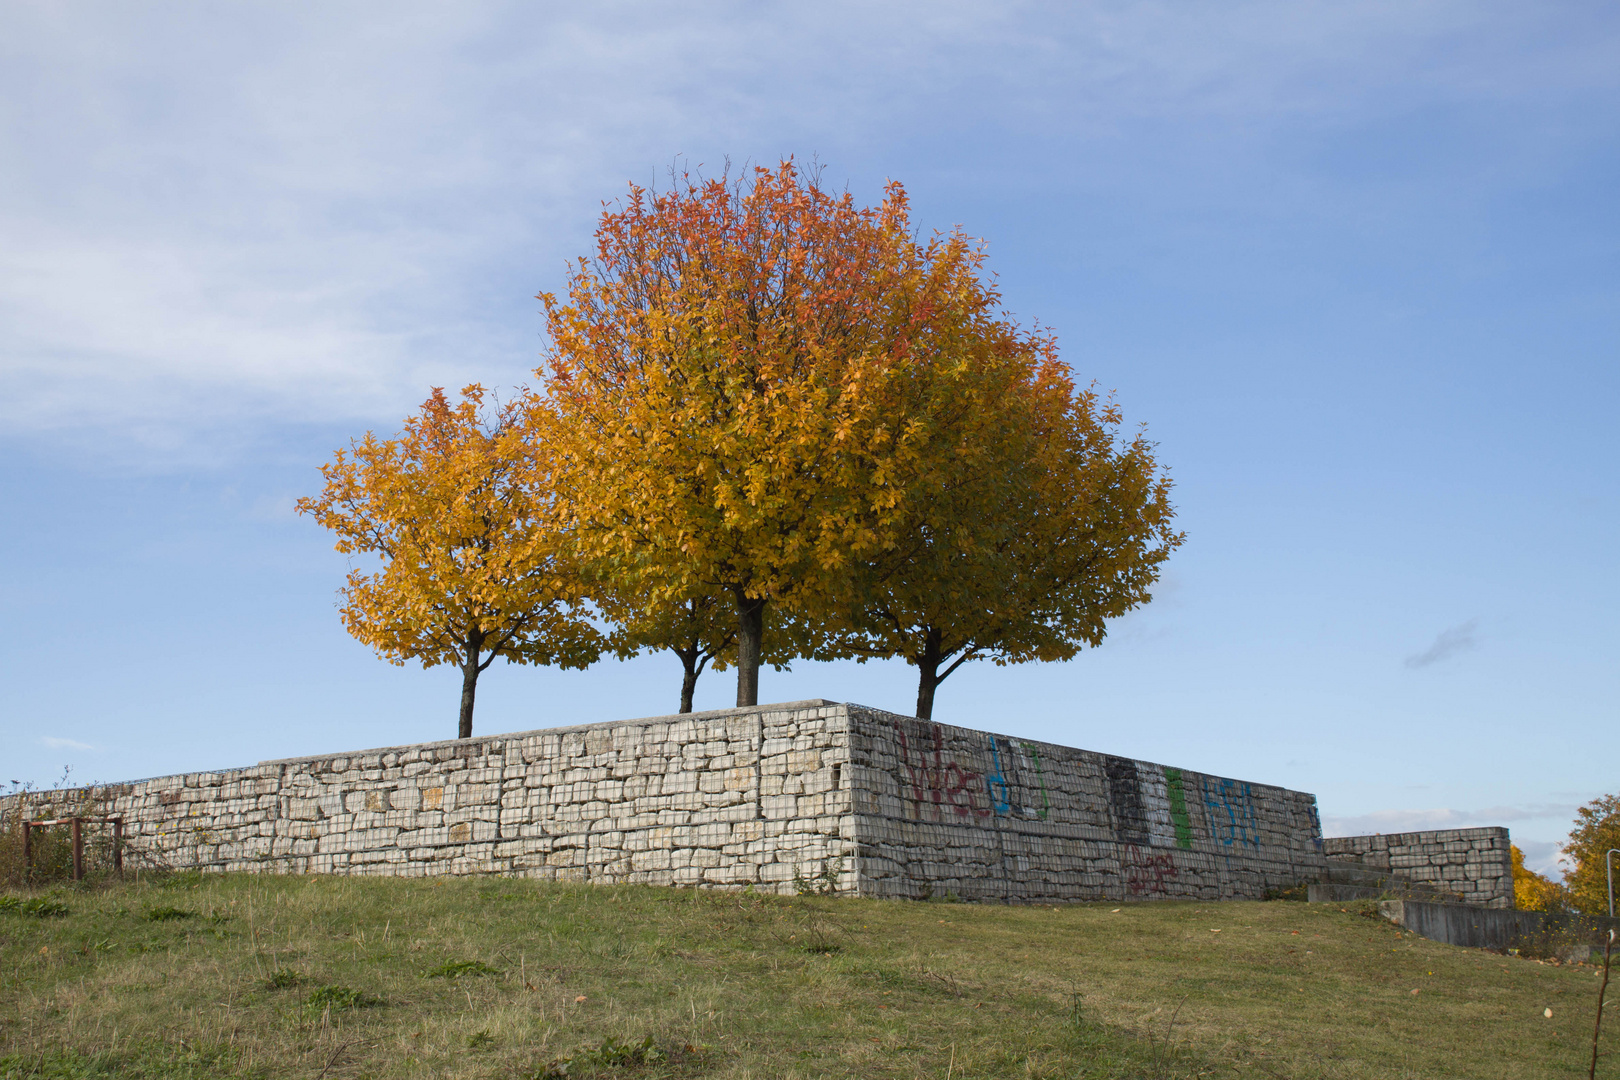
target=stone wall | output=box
[4,700,1331,903]
[846,706,1326,902]
[4,701,851,889]
[1323,828,1513,908]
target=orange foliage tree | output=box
[539,160,1006,706]
[297,386,601,738]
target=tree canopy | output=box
[1562,792,1620,915]
[538,160,1013,706]
[297,385,601,737]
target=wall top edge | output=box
[254,699,847,768]
[845,703,1319,802]
[1325,827,1511,843]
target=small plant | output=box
[145,906,196,922]
[0,896,71,917]
[305,985,377,1011]
[792,857,842,897]
[423,959,501,979]
[467,1030,496,1050]
[264,969,305,990]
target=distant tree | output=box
[1510,844,1569,911]
[1561,793,1620,915]
[540,159,1005,706]
[297,385,601,738]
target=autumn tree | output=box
[1511,843,1569,911]
[1561,793,1620,915]
[539,160,1001,706]
[823,350,1182,719]
[297,385,601,739]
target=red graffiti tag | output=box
[894,720,988,820]
[1123,843,1178,896]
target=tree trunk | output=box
[678,650,700,714]
[459,635,481,740]
[734,591,766,707]
[914,628,943,721]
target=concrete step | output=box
[1308,881,1456,904]
[1310,858,1459,903]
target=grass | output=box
[0,874,1611,1078]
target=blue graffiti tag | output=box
[1201,777,1260,850]
[986,737,1012,816]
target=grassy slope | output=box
[0,874,1610,1079]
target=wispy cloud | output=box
[3,3,1613,466]
[1404,618,1480,668]
[40,736,96,752]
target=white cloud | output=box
[40,736,97,752]
[2,2,1613,465]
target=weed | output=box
[0,896,70,918]
[263,968,305,990]
[467,1029,496,1050]
[792,857,842,896]
[422,959,501,979]
[529,1035,698,1076]
[304,985,377,1011]
[1264,883,1310,902]
[144,906,195,922]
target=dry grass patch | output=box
[0,875,1610,1078]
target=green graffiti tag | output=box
[1163,767,1195,850]
[1020,742,1051,820]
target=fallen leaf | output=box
[1210,929,1222,933]
[1410,989,1420,996]
[1544,1008,1553,1019]
[1110,908,1121,913]
[575,995,587,1003]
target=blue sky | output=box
[3,2,1615,875]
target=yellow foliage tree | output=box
[539,160,1007,705]
[1561,793,1620,916]
[297,385,601,738]
[1510,843,1569,912]
[821,334,1182,719]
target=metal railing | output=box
[21,815,124,881]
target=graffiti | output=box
[1019,742,1051,820]
[1123,843,1178,896]
[1103,756,1150,845]
[1201,776,1260,850]
[1163,768,1195,850]
[984,736,1052,820]
[894,720,988,820]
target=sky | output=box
[3,2,1616,876]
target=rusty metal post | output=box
[71,816,83,881]
[113,818,124,878]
